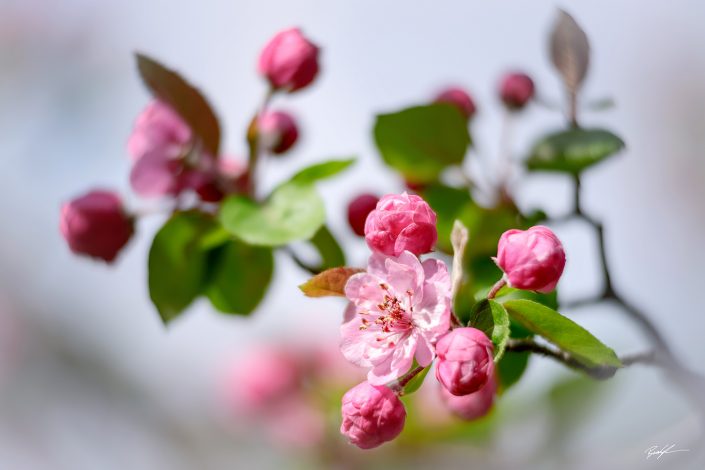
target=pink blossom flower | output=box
[435,327,494,396]
[127,100,191,162]
[440,373,497,421]
[434,86,476,119]
[258,28,320,92]
[340,381,406,449]
[364,192,438,257]
[60,189,133,263]
[495,225,566,293]
[341,251,451,385]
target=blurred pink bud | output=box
[441,373,497,420]
[257,110,299,154]
[347,193,379,237]
[60,190,133,263]
[179,170,223,202]
[264,396,325,449]
[340,381,406,449]
[435,327,494,396]
[499,72,535,110]
[226,346,301,411]
[495,225,566,293]
[127,100,191,162]
[258,28,320,92]
[364,192,437,256]
[129,151,183,197]
[434,86,476,119]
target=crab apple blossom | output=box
[364,192,438,257]
[256,110,299,155]
[434,86,476,119]
[127,100,191,162]
[499,72,535,110]
[341,251,451,385]
[440,373,497,420]
[435,327,494,396]
[60,190,133,263]
[224,345,301,412]
[258,28,320,92]
[495,225,566,293]
[340,381,406,449]
[347,193,379,237]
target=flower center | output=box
[357,284,414,347]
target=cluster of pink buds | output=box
[337,193,567,449]
[59,27,320,263]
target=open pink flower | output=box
[341,251,451,385]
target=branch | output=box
[505,338,655,380]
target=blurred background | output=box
[1,0,704,468]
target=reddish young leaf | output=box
[136,53,221,156]
[299,267,364,297]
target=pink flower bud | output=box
[179,169,223,202]
[257,110,299,154]
[258,28,320,93]
[435,327,494,396]
[59,190,133,263]
[340,381,406,449]
[347,193,379,237]
[434,86,476,119]
[441,373,497,421]
[499,72,535,110]
[226,346,301,412]
[127,100,191,162]
[495,225,566,293]
[364,192,437,257]
[129,151,183,198]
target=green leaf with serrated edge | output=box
[402,363,430,395]
[374,104,471,182]
[220,182,325,246]
[299,267,364,297]
[290,158,355,185]
[504,299,622,369]
[148,212,216,323]
[526,128,625,174]
[136,53,221,156]
[205,240,273,315]
[468,299,510,361]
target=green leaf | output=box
[299,267,364,297]
[136,53,221,156]
[526,128,625,174]
[290,158,355,185]
[148,212,216,323]
[468,299,511,361]
[496,320,535,393]
[489,286,559,310]
[310,225,345,270]
[220,182,325,246]
[496,351,531,393]
[402,364,430,395]
[374,104,471,182]
[504,299,622,369]
[205,240,273,315]
[421,184,474,253]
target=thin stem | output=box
[389,365,426,394]
[245,88,274,198]
[505,338,654,380]
[487,277,507,300]
[450,313,463,329]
